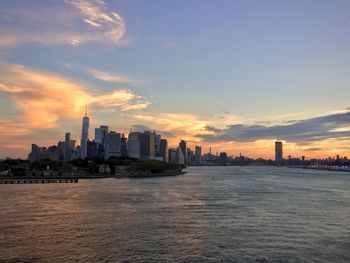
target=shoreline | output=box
[0,171,187,181]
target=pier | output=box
[0,177,78,184]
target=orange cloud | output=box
[0,64,150,131]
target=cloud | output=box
[0,0,125,48]
[63,63,144,84]
[0,64,150,132]
[196,111,350,143]
[87,69,143,84]
[303,147,324,152]
[130,113,212,146]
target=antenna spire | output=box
[85,105,88,117]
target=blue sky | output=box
[0,0,349,158]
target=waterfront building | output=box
[128,131,141,159]
[179,140,187,163]
[169,148,178,164]
[139,131,156,160]
[106,132,121,159]
[64,132,72,162]
[57,141,65,161]
[176,147,185,164]
[121,133,128,157]
[80,107,89,159]
[87,140,98,158]
[95,125,108,145]
[159,139,168,163]
[195,146,202,163]
[275,141,283,162]
[155,134,161,155]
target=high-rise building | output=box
[57,141,65,161]
[159,139,168,162]
[95,125,108,158]
[139,131,156,160]
[87,140,98,158]
[195,146,202,163]
[176,147,185,164]
[95,126,108,145]
[80,106,89,159]
[275,141,283,162]
[121,133,128,157]
[128,131,141,159]
[168,148,178,164]
[64,132,72,162]
[179,140,187,163]
[155,134,161,155]
[95,128,102,144]
[106,132,121,159]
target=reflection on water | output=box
[1,166,350,262]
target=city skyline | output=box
[1,0,350,159]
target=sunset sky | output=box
[0,0,350,159]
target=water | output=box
[1,166,350,262]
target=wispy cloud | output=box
[0,64,150,131]
[0,0,126,48]
[63,63,144,84]
[87,69,143,84]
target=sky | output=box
[0,0,350,159]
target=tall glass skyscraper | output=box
[80,107,89,159]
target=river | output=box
[0,166,349,262]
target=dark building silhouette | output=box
[159,139,168,163]
[179,140,187,163]
[275,141,283,162]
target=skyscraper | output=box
[128,131,141,159]
[64,132,72,162]
[95,125,108,158]
[159,139,168,163]
[195,146,202,163]
[139,131,156,160]
[87,140,98,158]
[179,140,187,163]
[121,133,128,157]
[176,147,185,164]
[80,106,89,159]
[275,141,283,162]
[168,148,178,164]
[155,134,161,156]
[106,131,121,159]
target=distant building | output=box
[80,107,89,159]
[159,139,168,162]
[219,152,228,162]
[139,131,156,160]
[128,131,141,159]
[64,132,72,162]
[169,148,178,164]
[155,134,161,156]
[94,125,108,158]
[121,133,128,157]
[195,146,202,163]
[95,125,108,146]
[57,141,65,161]
[179,140,187,163]
[187,148,194,164]
[176,147,185,164]
[28,144,59,162]
[87,140,98,158]
[275,141,283,162]
[106,132,121,159]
